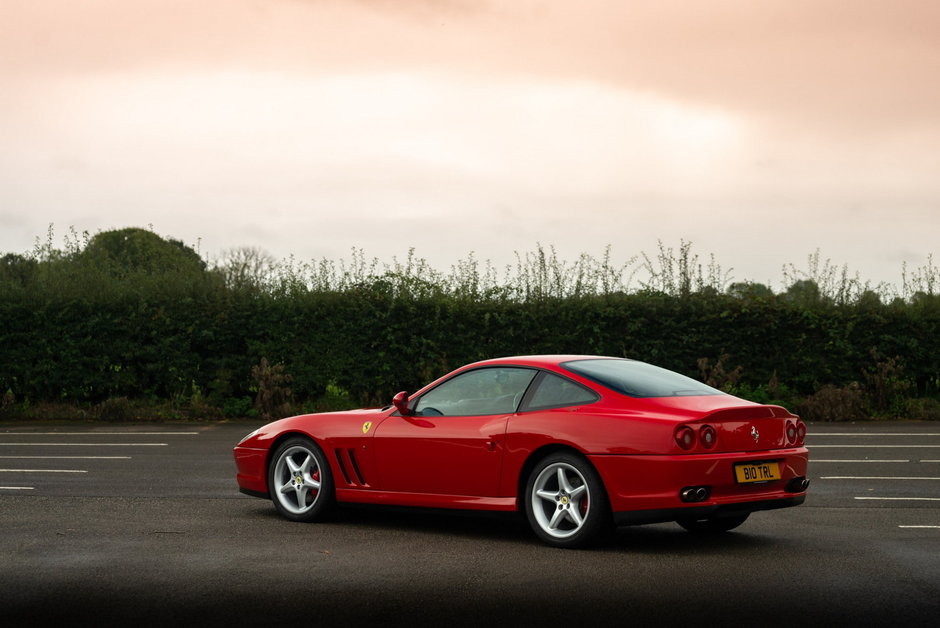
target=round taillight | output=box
[699,425,716,449]
[675,426,695,450]
[786,421,797,444]
[796,422,807,445]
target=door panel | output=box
[372,414,509,496]
[373,366,537,497]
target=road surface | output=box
[1,421,938,626]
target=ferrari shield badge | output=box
[362,421,372,434]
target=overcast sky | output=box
[2,0,938,289]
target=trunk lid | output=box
[698,405,795,452]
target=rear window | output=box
[561,359,724,398]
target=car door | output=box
[372,367,537,497]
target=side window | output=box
[414,368,537,416]
[525,372,599,411]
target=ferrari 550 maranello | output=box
[234,355,809,547]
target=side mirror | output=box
[392,391,412,416]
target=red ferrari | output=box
[234,355,809,547]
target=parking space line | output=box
[821,476,940,480]
[0,456,130,459]
[0,432,198,435]
[811,433,940,436]
[898,525,940,529]
[0,486,34,490]
[0,443,167,446]
[812,460,910,463]
[0,469,87,473]
[809,445,940,448]
[855,497,940,501]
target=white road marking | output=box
[811,433,940,436]
[809,445,940,448]
[812,460,910,463]
[0,469,87,473]
[0,432,198,435]
[0,486,34,490]
[0,443,167,446]
[821,476,940,480]
[854,497,940,501]
[898,525,940,529]
[923,460,940,463]
[0,456,130,460]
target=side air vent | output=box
[347,448,367,486]
[334,449,352,485]
[333,448,369,487]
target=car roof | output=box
[464,355,621,369]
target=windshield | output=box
[561,359,724,398]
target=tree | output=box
[856,289,882,309]
[80,227,206,277]
[215,246,277,291]
[727,281,774,300]
[783,279,826,307]
[0,253,38,288]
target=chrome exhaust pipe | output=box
[680,486,711,503]
[786,477,810,492]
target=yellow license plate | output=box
[734,462,781,483]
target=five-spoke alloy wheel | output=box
[268,437,334,522]
[524,452,610,548]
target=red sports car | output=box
[234,355,809,547]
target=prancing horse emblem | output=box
[362,421,372,434]
[750,425,759,442]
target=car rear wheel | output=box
[677,513,749,533]
[268,437,334,522]
[524,452,610,548]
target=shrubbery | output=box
[1,227,938,421]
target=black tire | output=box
[677,513,749,533]
[267,437,335,522]
[523,452,611,548]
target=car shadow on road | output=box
[242,500,792,552]
[606,522,794,555]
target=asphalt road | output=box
[1,421,938,627]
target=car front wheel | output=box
[268,437,334,522]
[524,452,610,548]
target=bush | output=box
[14,402,90,421]
[797,383,868,422]
[904,397,940,421]
[727,375,800,409]
[222,396,256,419]
[0,388,15,418]
[252,357,294,420]
[863,351,913,416]
[96,397,134,422]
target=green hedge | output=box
[2,285,939,409]
[1,230,939,419]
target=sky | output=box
[2,0,939,290]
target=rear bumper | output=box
[590,447,809,521]
[613,494,805,526]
